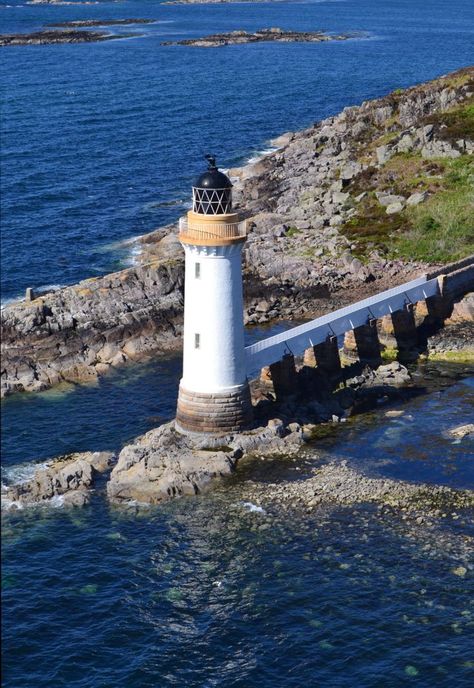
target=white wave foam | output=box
[1,492,65,512]
[38,283,63,293]
[0,296,19,310]
[240,501,266,514]
[2,460,49,486]
[95,234,145,266]
[99,234,143,252]
[245,147,278,166]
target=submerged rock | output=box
[446,424,474,440]
[0,30,130,46]
[240,459,474,517]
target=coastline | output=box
[1,67,473,398]
[3,358,473,511]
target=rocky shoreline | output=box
[163,0,283,4]
[240,457,474,521]
[3,365,473,516]
[162,28,351,48]
[1,68,473,396]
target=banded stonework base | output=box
[176,384,253,435]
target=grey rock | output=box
[340,161,362,181]
[386,201,405,214]
[329,215,344,227]
[2,451,115,509]
[332,191,350,204]
[445,424,474,440]
[376,192,406,207]
[107,421,305,504]
[376,145,394,165]
[421,141,462,159]
[396,133,415,153]
[406,191,428,206]
[239,459,473,518]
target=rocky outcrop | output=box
[163,0,296,4]
[446,423,474,440]
[1,17,152,46]
[162,28,350,48]
[0,30,130,46]
[232,68,473,287]
[107,360,419,505]
[107,420,305,504]
[2,451,115,509]
[47,19,155,28]
[1,259,184,397]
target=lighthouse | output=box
[175,155,253,435]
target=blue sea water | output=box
[1,0,474,686]
[1,0,474,301]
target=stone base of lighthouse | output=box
[176,383,253,435]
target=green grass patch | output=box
[381,347,399,362]
[342,197,409,255]
[424,98,474,144]
[285,226,301,237]
[342,155,474,263]
[392,156,474,262]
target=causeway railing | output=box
[245,274,441,376]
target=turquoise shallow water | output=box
[1,0,474,684]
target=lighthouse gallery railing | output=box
[179,217,247,242]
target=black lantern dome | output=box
[193,155,233,215]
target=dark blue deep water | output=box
[1,1,474,686]
[2,0,474,301]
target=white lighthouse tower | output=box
[176,155,253,435]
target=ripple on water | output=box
[4,494,473,686]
